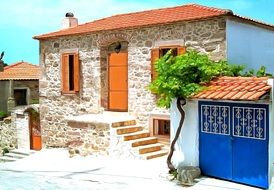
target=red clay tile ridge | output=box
[0,61,40,80]
[193,76,271,101]
[33,4,232,40]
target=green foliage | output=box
[148,50,270,108]
[242,66,272,77]
[170,169,178,181]
[0,111,7,119]
[2,147,9,155]
[30,99,39,104]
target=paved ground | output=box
[0,149,265,190]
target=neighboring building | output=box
[33,4,274,151]
[170,76,273,189]
[0,61,39,114]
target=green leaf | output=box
[148,50,271,108]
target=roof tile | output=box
[33,4,231,40]
[0,62,39,80]
[194,76,271,101]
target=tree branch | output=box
[167,97,186,173]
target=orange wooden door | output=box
[109,52,128,111]
[29,111,42,151]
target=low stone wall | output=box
[0,118,17,155]
[66,121,110,157]
[12,108,30,149]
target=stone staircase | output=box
[0,149,36,162]
[110,119,169,160]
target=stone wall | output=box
[0,118,17,156]
[12,107,31,149]
[14,80,39,104]
[66,121,110,156]
[39,17,227,147]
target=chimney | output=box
[61,12,78,29]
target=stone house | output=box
[0,61,39,115]
[34,4,274,158]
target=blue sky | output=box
[0,0,274,65]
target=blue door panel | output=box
[199,101,269,189]
[233,138,268,188]
[199,101,232,180]
[200,134,232,180]
[232,104,269,189]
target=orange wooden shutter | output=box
[73,53,80,92]
[61,54,69,93]
[151,48,160,81]
[177,46,186,55]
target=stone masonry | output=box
[39,17,227,147]
[0,118,17,156]
[14,80,39,104]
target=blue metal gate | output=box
[199,101,269,189]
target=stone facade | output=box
[66,121,110,157]
[39,17,227,147]
[12,107,31,149]
[0,118,17,155]
[14,80,39,104]
[0,80,39,114]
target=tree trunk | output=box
[167,97,186,173]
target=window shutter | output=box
[61,54,69,93]
[151,48,160,82]
[73,53,80,92]
[177,46,186,55]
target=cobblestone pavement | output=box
[0,149,265,190]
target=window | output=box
[153,119,170,136]
[151,46,186,81]
[61,53,80,94]
[14,89,27,106]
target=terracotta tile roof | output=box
[193,76,271,101]
[0,61,39,80]
[34,4,232,40]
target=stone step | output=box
[131,137,158,147]
[0,156,17,162]
[111,120,137,128]
[9,149,36,156]
[4,152,27,159]
[136,143,164,154]
[123,131,150,141]
[142,149,169,160]
[116,125,143,135]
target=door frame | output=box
[29,110,42,150]
[199,101,269,189]
[107,51,128,112]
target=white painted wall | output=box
[170,99,199,168]
[13,108,30,150]
[268,79,274,184]
[227,19,274,75]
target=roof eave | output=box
[227,15,274,32]
[33,14,229,40]
[191,97,271,104]
[0,78,39,81]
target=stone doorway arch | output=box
[100,40,129,110]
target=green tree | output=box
[148,50,246,173]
